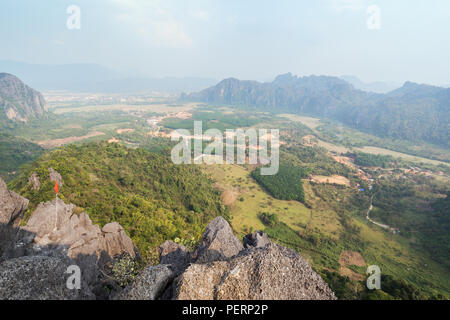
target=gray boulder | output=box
[175,243,337,300]
[114,265,175,300]
[48,167,63,187]
[0,256,94,300]
[28,172,40,190]
[193,216,243,263]
[0,177,29,226]
[159,240,190,272]
[243,231,271,248]
[22,198,136,263]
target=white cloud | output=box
[111,0,192,47]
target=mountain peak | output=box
[0,73,47,122]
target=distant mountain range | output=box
[0,60,217,93]
[183,73,450,148]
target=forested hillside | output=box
[0,132,43,181]
[8,142,227,262]
[184,73,450,147]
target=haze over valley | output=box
[0,0,449,303]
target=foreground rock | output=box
[114,265,175,300]
[0,180,138,299]
[10,198,137,264]
[243,231,271,248]
[159,241,190,272]
[175,244,336,300]
[193,216,243,263]
[0,256,94,300]
[0,178,29,226]
[118,217,336,300]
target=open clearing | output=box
[310,175,351,186]
[355,146,448,166]
[117,128,135,134]
[37,131,105,148]
[203,164,339,239]
[339,251,366,281]
[52,103,198,114]
[280,114,321,129]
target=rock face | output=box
[114,265,175,300]
[0,256,94,300]
[0,177,29,226]
[193,216,243,263]
[0,73,47,123]
[48,167,63,187]
[27,172,41,190]
[175,244,336,300]
[243,230,271,248]
[118,217,336,301]
[0,181,138,299]
[159,241,190,272]
[20,198,136,263]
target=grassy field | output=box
[279,114,322,129]
[52,103,197,114]
[354,146,448,166]
[203,162,450,298]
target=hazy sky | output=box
[1,0,449,85]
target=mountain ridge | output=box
[0,73,47,123]
[183,74,450,147]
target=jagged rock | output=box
[22,198,136,262]
[243,231,271,248]
[193,216,243,263]
[2,198,137,285]
[175,243,336,300]
[0,73,47,123]
[0,256,94,300]
[0,177,29,226]
[28,172,40,190]
[48,167,63,187]
[101,222,136,260]
[114,265,175,300]
[159,241,190,272]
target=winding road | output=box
[366,194,399,233]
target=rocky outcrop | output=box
[113,265,175,300]
[159,241,190,272]
[243,230,271,248]
[118,217,336,301]
[0,181,138,299]
[0,256,94,300]
[175,244,336,300]
[0,73,47,123]
[0,177,28,226]
[28,172,41,190]
[192,216,243,263]
[48,168,63,187]
[18,198,136,263]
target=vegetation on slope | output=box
[0,132,44,181]
[251,165,307,203]
[9,142,228,262]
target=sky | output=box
[0,0,449,85]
